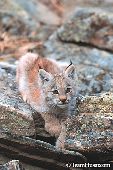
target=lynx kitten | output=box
[17,53,78,149]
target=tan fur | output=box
[16,53,78,149]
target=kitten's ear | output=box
[39,69,53,83]
[65,64,77,80]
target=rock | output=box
[0,153,44,170]
[0,0,61,27]
[45,7,113,160]
[0,160,25,170]
[0,63,113,163]
[64,92,113,162]
[16,0,61,25]
[0,129,86,170]
[0,63,49,137]
[58,7,113,52]
[0,2,36,36]
[0,0,61,45]
[45,33,113,95]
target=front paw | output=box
[55,122,66,150]
[45,123,61,137]
[56,137,65,150]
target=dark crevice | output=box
[57,34,113,54]
[36,135,56,146]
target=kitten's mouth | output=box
[57,103,68,108]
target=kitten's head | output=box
[39,64,78,110]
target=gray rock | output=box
[45,33,113,95]
[58,7,113,52]
[62,92,113,159]
[0,63,49,137]
[0,160,25,170]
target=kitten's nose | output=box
[59,95,67,103]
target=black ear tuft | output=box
[65,60,73,70]
[65,64,77,80]
[70,59,73,65]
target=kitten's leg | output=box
[43,113,61,137]
[56,121,66,150]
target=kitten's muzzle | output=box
[59,95,67,104]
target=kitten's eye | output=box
[66,88,71,93]
[53,90,59,94]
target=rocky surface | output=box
[45,6,113,163]
[0,129,86,170]
[1,62,113,161]
[45,33,113,95]
[58,7,113,52]
[45,7,113,95]
[0,154,45,170]
[64,93,113,156]
[0,0,61,26]
[1,1,113,168]
[0,63,49,137]
[0,160,25,170]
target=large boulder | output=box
[45,7,113,95]
[64,92,113,162]
[58,7,113,52]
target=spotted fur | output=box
[17,53,78,149]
